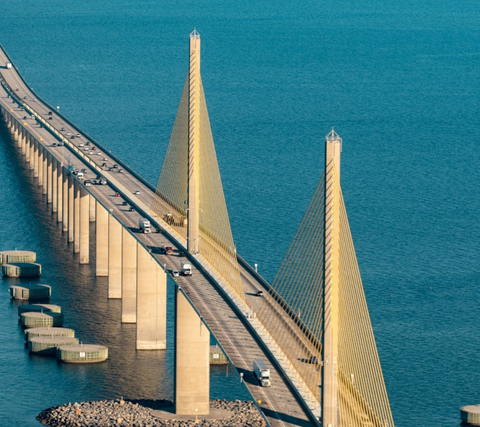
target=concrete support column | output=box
[136,246,166,350]
[68,174,74,242]
[89,193,96,222]
[174,289,210,415]
[42,147,48,194]
[57,164,63,222]
[96,201,109,276]
[29,136,35,170]
[19,126,25,151]
[108,215,122,298]
[52,160,58,213]
[62,168,68,231]
[38,143,43,185]
[47,153,53,203]
[25,133,31,163]
[79,186,90,264]
[122,229,137,323]
[33,139,39,178]
[13,120,19,143]
[74,179,80,253]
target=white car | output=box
[172,270,180,277]
[79,143,84,147]
[97,152,102,156]
[134,190,140,195]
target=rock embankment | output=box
[37,398,265,427]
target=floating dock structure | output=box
[0,250,36,265]
[461,405,480,425]
[3,263,42,278]
[29,336,79,356]
[25,327,75,342]
[18,304,61,317]
[20,311,63,328]
[57,344,108,363]
[10,284,51,300]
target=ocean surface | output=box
[1,0,480,425]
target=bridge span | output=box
[0,46,318,426]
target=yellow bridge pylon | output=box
[257,129,395,427]
[151,30,244,302]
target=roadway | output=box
[0,48,318,427]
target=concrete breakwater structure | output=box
[10,284,51,300]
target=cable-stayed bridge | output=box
[0,31,394,427]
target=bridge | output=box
[0,31,394,427]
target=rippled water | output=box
[1,0,480,425]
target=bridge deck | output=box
[0,48,318,427]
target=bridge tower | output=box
[257,130,395,427]
[151,30,245,302]
[323,128,342,426]
[187,30,201,254]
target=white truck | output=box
[181,261,192,276]
[253,359,271,387]
[139,218,151,234]
[6,62,12,69]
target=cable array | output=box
[151,70,244,301]
[257,169,395,426]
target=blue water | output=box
[1,0,480,425]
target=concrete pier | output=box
[68,174,74,242]
[136,245,166,350]
[47,152,53,203]
[175,289,210,415]
[62,168,68,231]
[57,163,63,223]
[38,143,44,186]
[122,228,137,323]
[108,214,122,298]
[95,201,108,276]
[79,186,90,264]
[42,147,48,194]
[73,179,80,253]
[52,160,58,213]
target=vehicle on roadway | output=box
[253,360,271,387]
[172,270,180,277]
[139,218,151,234]
[118,169,124,173]
[134,190,140,195]
[84,180,92,187]
[181,261,192,276]
[99,177,107,185]
[256,290,264,297]
[164,246,174,255]
[115,193,121,197]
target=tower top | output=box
[190,29,200,40]
[326,128,342,151]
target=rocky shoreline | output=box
[37,398,266,427]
